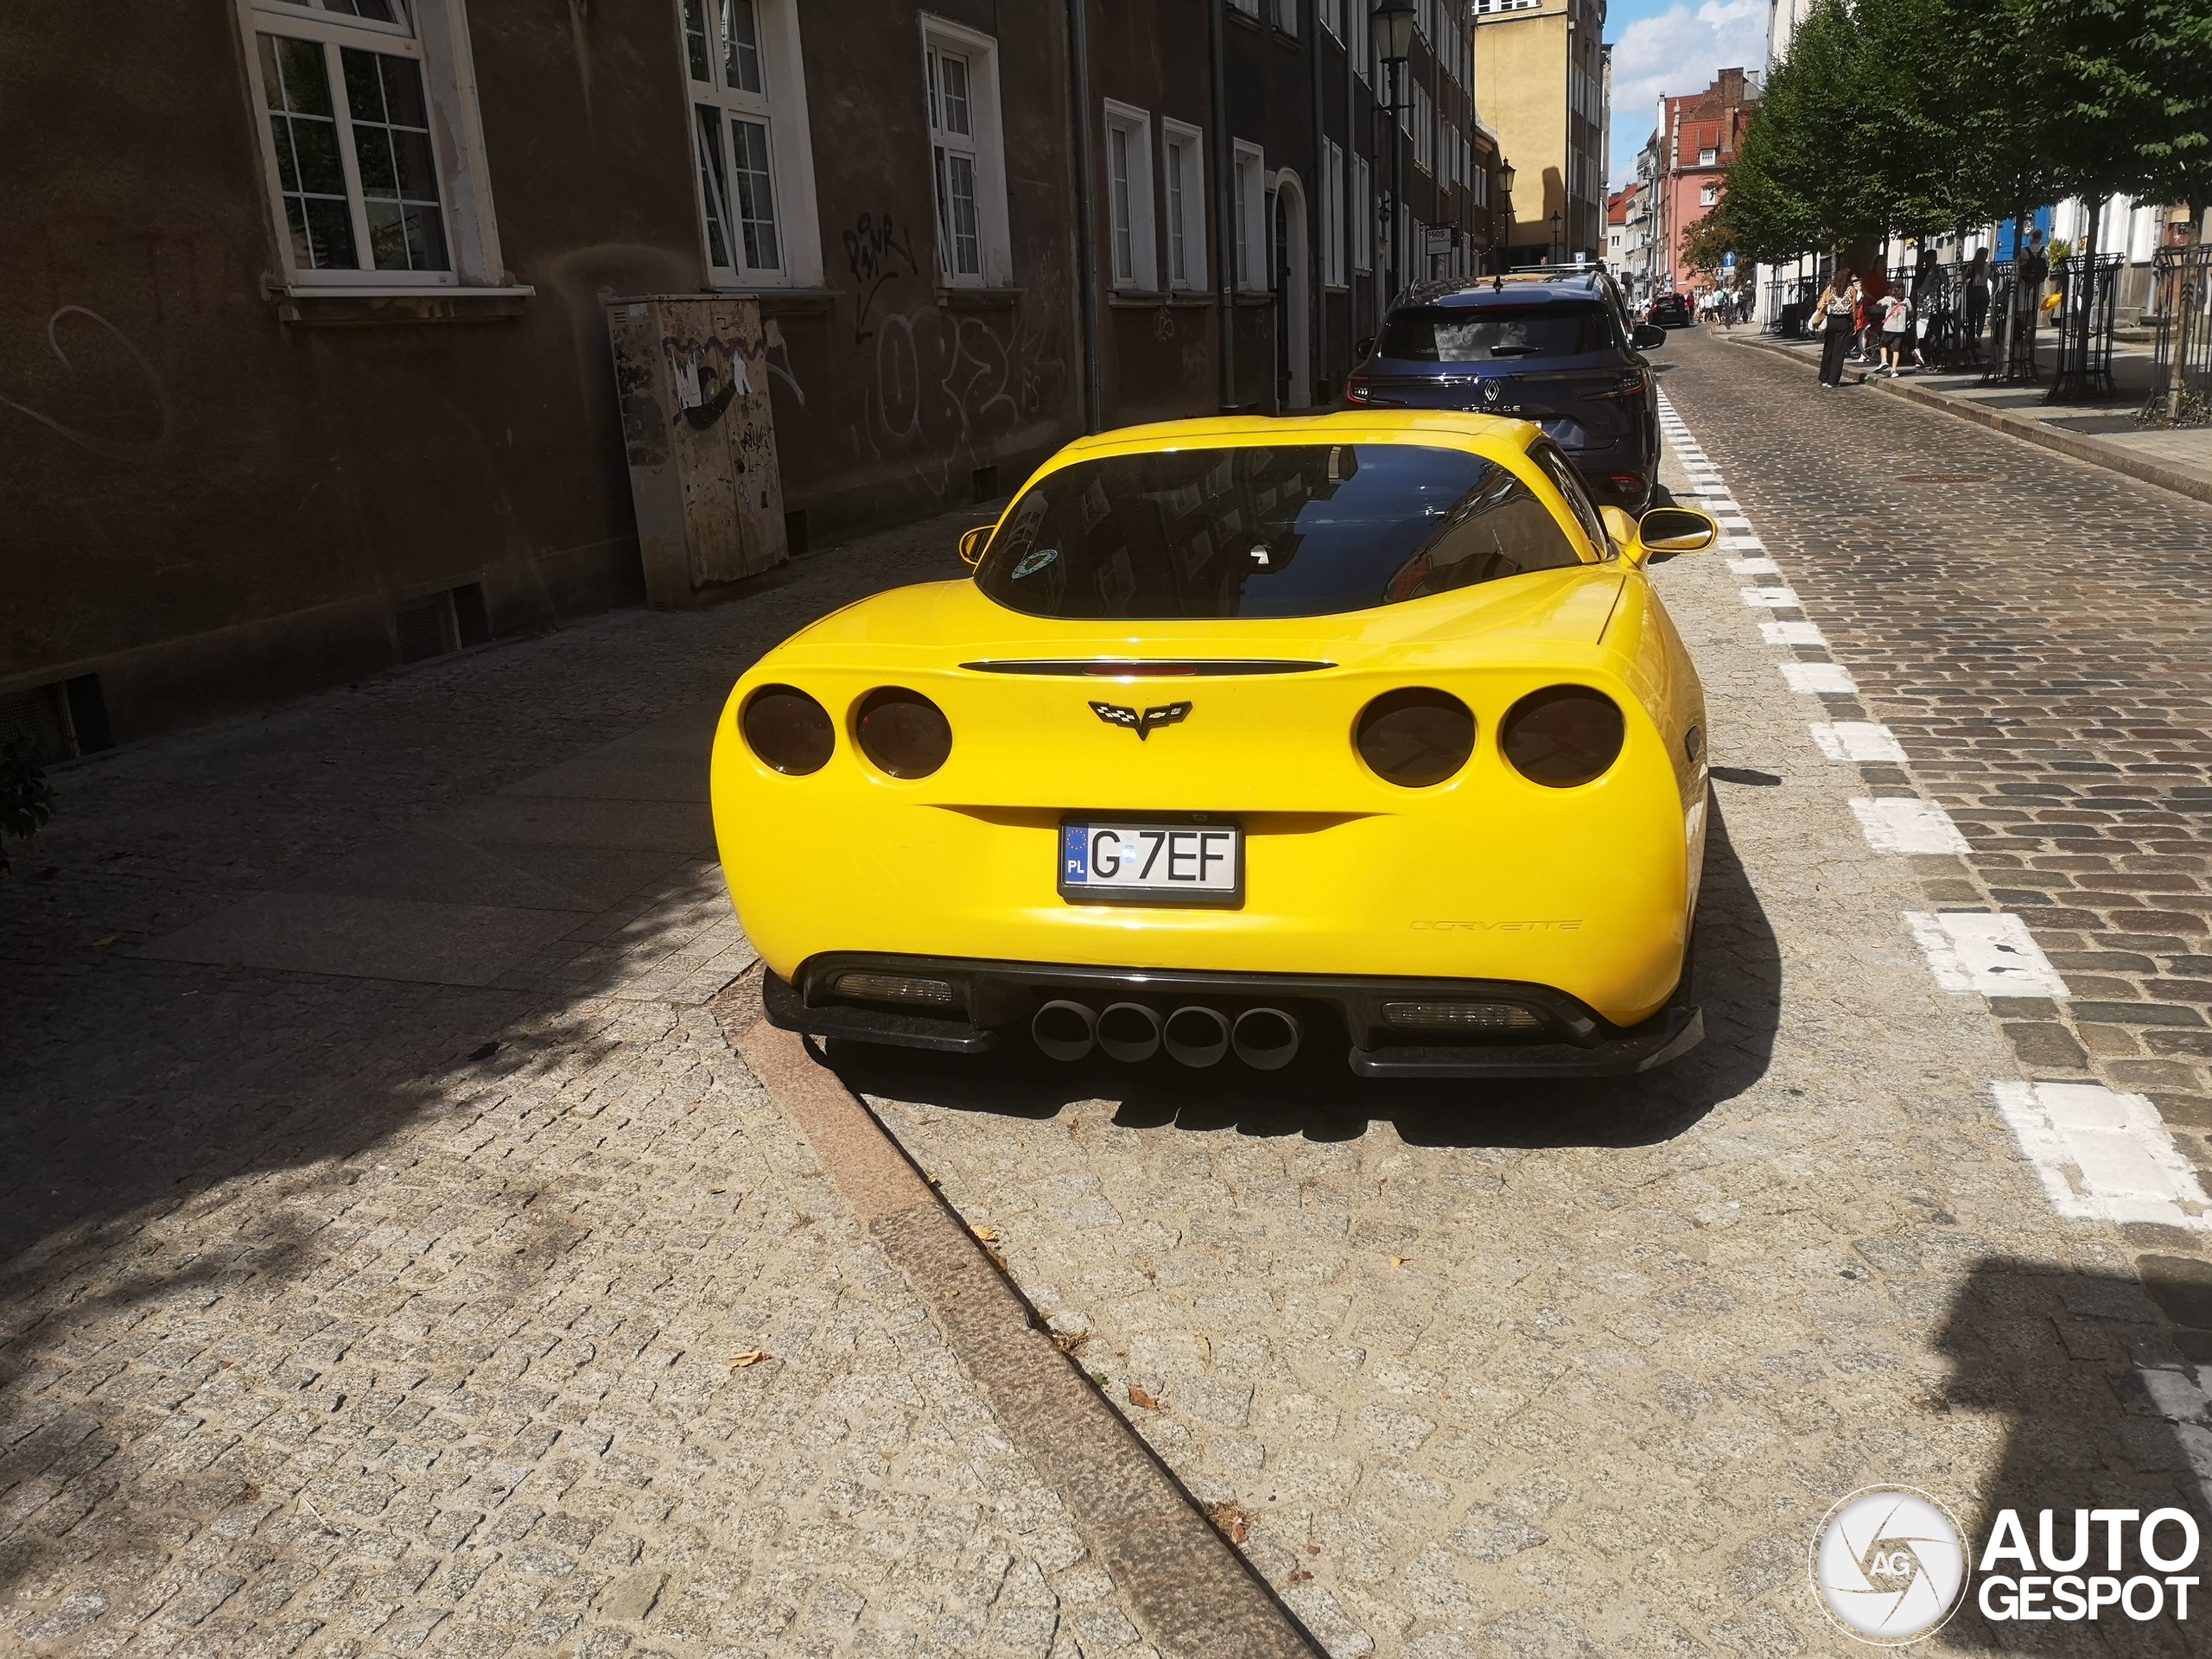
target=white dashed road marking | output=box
[1809,721,1908,763]
[1760,620,1827,646]
[1991,1082,2212,1230]
[1850,797,1973,855]
[1726,556,1779,575]
[1740,587,1802,609]
[1905,911,2070,997]
[1780,662,1857,696]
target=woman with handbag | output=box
[1815,269,1861,387]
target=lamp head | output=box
[1370,0,1417,61]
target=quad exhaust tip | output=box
[1096,1001,1163,1064]
[1232,1007,1301,1071]
[1162,1006,1230,1069]
[1033,999,1301,1070]
[1032,1000,1097,1062]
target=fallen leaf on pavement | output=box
[1128,1384,1160,1410]
[1205,1500,1255,1546]
[970,1224,1000,1243]
[729,1350,769,1368]
[1390,1256,1411,1268]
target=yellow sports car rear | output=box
[709,411,1716,1077]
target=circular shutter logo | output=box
[1809,1486,1969,1645]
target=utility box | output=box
[607,296,787,606]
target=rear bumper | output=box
[761,946,1700,1079]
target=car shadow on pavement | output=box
[832,796,1779,1151]
[1899,1258,2207,1651]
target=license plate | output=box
[1059,818,1243,906]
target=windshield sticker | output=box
[1011,547,1059,580]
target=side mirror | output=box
[1352,335,1375,360]
[1632,323,1667,350]
[958,524,992,566]
[1627,506,1718,565]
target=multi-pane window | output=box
[1232,144,1267,291]
[1319,0,1342,38]
[1161,121,1206,291]
[929,44,982,279]
[683,0,785,282]
[249,0,450,279]
[1272,0,1296,29]
[1318,143,1336,289]
[1344,152,1362,273]
[1414,82,1433,175]
[1103,103,1156,290]
[920,23,1009,287]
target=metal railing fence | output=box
[2146,245,2212,425]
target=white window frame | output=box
[1160,119,1208,292]
[1102,100,1158,291]
[1352,150,1372,272]
[1413,81,1433,176]
[1699,147,1718,166]
[1232,142,1267,292]
[921,16,1014,289]
[236,0,506,291]
[676,0,823,290]
[1700,182,1719,207]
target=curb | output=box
[1723,332,2212,508]
[713,973,1322,1659]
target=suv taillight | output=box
[1345,375,1372,404]
[1592,371,1647,399]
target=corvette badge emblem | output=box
[1090,700,1192,741]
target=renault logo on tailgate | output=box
[1090,701,1192,741]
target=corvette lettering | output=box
[1090,700,1192,741]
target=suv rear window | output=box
[1378,302,1619,362]
[976,444,1586,621]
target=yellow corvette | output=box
[709,411,1716,1078]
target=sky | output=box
[1605,0,1769,190]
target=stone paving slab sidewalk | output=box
[0,508,1173,1659]
[1727,327,2212,505]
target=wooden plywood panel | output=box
[607,296,787,607]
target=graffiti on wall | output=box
[841,211,922,346]
[827,214,1070,500]
[1,305,175,461]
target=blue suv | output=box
[1344,271,1668,509]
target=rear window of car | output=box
[975,443,1587,621]
[1378,302,1619,362]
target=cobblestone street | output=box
[11,334,2212,1657]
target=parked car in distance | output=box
[1647,291,1693,328]
[1345,273,1669,509]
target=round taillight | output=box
[856,687,952,779]
[741,684,835,775]
[1501,686,1625,787]
[1354,688,1475,787]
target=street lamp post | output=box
[1497,159,1516,275]
[1550,209,1563,265]
[1370,0,1415,312]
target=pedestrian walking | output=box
[1963,247,1991,350]
[1815,268,1861,387]
[1878,289,1914,375]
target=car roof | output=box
[1399,272,1618,310]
